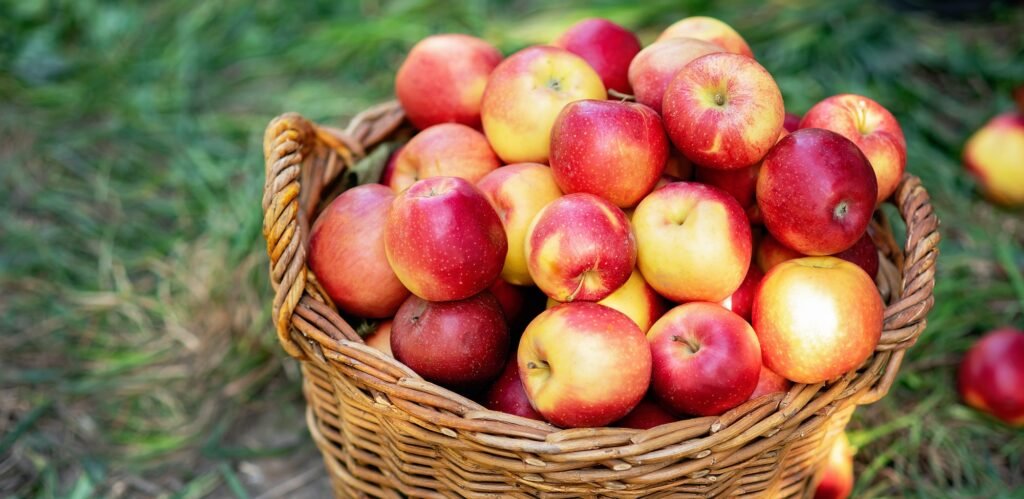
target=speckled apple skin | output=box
[389,123,500,193]
[553,18,641,94]
[628,38,723,115]
[657,16,754,58]
[484,359,545,421]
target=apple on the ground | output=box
[813,434,854,499]
[553,18,641,94]
[962,112,1024,207]
[958,327,1024,426]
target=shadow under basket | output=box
[261,102,940,498]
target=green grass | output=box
[2,0,1022,496]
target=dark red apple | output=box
[958,327,1024,426]
[614,399,677,429]
[391,291,509,390]
[694,164,760,213]
[553,18,641,94]
[484,359,544,421]
[833,233,879,280]
[757,128,878,255]
[783,112,801,133]
[719,264,764,322]
[489,278,525,322]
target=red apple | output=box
[485,359,544,421]
[627,38,724,115]
[519,302,651,428]
[614,399,677,429]
[633,182,752,303]
[783,112,801,133]
[384,176,507,302]
[753,257,883,384]
[664,148,695,180]
[550,100,668,208]
[833,233,879,280]
[656,16,754,58]
[814,434,854,499]
[482,46,606,163]
[489,278,525,322]
[719,264,764,322]
[962,112,1024,206]
[800,94,906,204]
[694,164,759,213]
[553,18,641,94]
[547,269,667,333]
[525,193,636,302]
[391,291,509,389]
[309,184,410,318]
[757,128,877,255]
[388,123,500,193]
[380,145,404,186]
[395,34,502,130]
[364,320,393,357]
[663,53,784,169]
[958,328,1024,426]
[748,365,792,400]
[648,302,761,416]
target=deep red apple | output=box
[391,291,509,390]
[614,399,677,429]
[719,264,764,322]
[958,328,1024,426]
[783,112,801,133]
[489,278,525,322]
[757,128,878,255]
[553,18,641,94]
[694,164,760,213]
[484,358,544,421]
[833,233,879,280]
[648,302,761,416]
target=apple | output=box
[477,163,563,285]
[694,164,759,213]
[525,193,636,302]
[656,16,754,58]
[648,302,761,416]
[364,320,393,357]
[392,291,509,389]
[957,327,1024,426]
[800,94,906,204]
[663,53,784,170]
[757,128,878,255]
[627,38,724,115]
[633,182,752,303]
[485,359,544,421]
[719,264,764,322]
[753,257,883,384]
[755,232,803,272]
[547,269,667,333]
[748,365,792,400]
[783,112,801,133]
[481,46,606,164]
[309,184,410,318]
[614,399,677,429]
[962,112,1024,206]
[519,302,651,428]
[757,232,878,280]
[388,123,501,193]
[489,278,525,323]
[814,434,854,499]
[664,148,695,180]
[395,34,502,130]
[385,176,507,302]
[552,18,641,94]
[550,100,668,208]
[380,144,404,186]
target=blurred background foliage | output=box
[1,0,1022,497]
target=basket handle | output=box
[859,174,940,404]
[261,103,406,359]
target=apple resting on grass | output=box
[657,16,754,58]
[388,123,501,192]
[482,46,606,164]
[547,269,667,333]
[553,18,641,94]
[957,327,1024,426]
[614,399,677,429]
[632,182,752,303]
[395,34,502,130]
[550,100,668,208]
[519,303,651,427]
[757,128,878,255]
[648,302,761,416]
[385,176,507,302]
[748,365,792,400]
[364,320,393,357]
[477,163,563,285]
[392,291,509,389]
[485,359,544,421]
[627,38,723,115]
[308,184,409,318]
[662,53,784,169]
[525,193,636,302]
[962,112,1024,207]
[814,433,854,499]
[753,257,883,384]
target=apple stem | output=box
[714,93,725,106]
[526,360,549,370]
[672,335,701,354]
[833,201,849,220]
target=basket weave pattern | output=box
[261,102,940,498]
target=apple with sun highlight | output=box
[553,18,641,94]
[388,123,501,192]
[962,112,1024,207]
[547,269,667,333]
[657,16,754,58]
[628,38,723,115]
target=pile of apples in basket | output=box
[309,16,906,429]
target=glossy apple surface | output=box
[627,38,723,115]
[550,100,668,208]
[485,359,544,421]
[547,269,667,333]
[553,18,641,94]
[753,257,883,384]
[389,123,501,192]
[519,303,651,428]
[614,399,677,429]
[757,128,877,255]
[957,328,1024,426]
[309,184,409,318]
[395,34,502,130]
[663,53,784,169]
[962,112,1024,206]
[757,232,878,279]
[719,264,764,322]
[648,302,762,416]
[657,16,753,57]
[385,177,507,301]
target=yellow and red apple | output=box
[962,112,1024,206]
[627,38,723,115]
[547,269,667,333]
[389,123,501,192]
[748,365,792,400]
[553,18,641,94]
[719,263,764,322]
[364,320,393,357]
[656,16,753,58]
[485,358,545,421]
[814,434,854,499]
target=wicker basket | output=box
[261,101,939,498]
